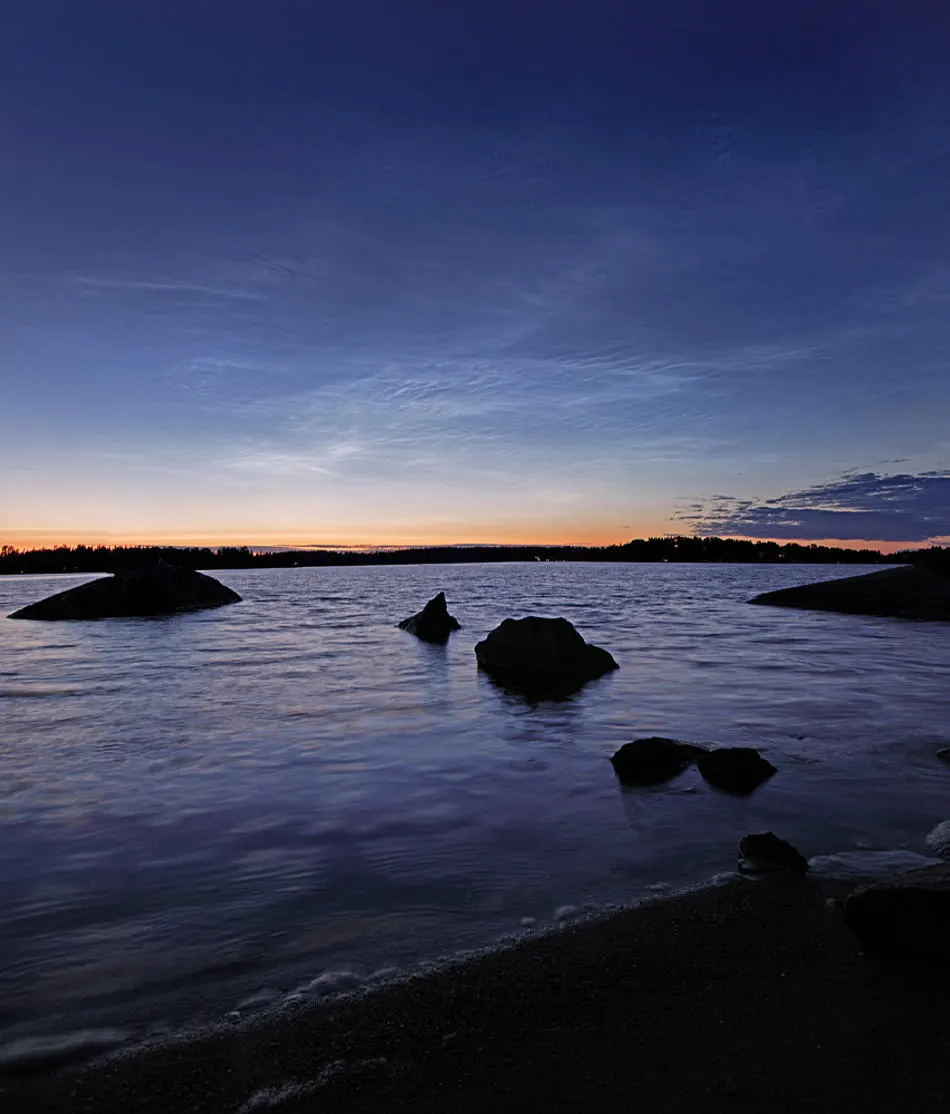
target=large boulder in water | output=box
[610,737,705,786]
[843,864,950,959]
[749,565,950,622]
[474,616,618,695]
[696,747,776,795]
[9,562,241,620]
[397,592,461,643]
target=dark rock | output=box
[843,864,950,959]
[696,747,776,795]
[397,592,461,644]
[749,565,950,622]
[9,562,241,620]
[936,747,950,765]
[610,737,706,786]
[474,616,618,696]
[738,832,809,874]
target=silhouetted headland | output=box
[750,564,950,622]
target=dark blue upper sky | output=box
[2,1,948,545]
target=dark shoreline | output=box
[2,538,932,578]
[7,876,949,1113]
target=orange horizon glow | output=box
[0,525,934,554]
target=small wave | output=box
[553,904,580,922]
[0,1028,130,1074]
[925,821,950,859]
[0,685,80,699]
[809,849,941,878]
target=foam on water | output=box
[808,849,942,878]
[925,820,950,859]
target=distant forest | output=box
[2,537,947,576]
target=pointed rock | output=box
[397,592,461,644]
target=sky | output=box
[2,0,949,549]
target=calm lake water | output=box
[1,562,949,1059]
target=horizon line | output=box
[0,535,932,555]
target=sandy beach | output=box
[6,874,949,1113]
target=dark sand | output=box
[6,877,949,1113]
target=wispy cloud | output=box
[70,275,265,300]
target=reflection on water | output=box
[1,562,949,1047]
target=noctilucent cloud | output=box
[2,1,948,548]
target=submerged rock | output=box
[749,565,950,622]
[610,737,705,786]
[843,864,950,959]
[739,832,809,874]
[397,592,461,644]
[696,747,776,795]
[9,562,241,620]
[474,616,618,696]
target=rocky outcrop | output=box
[749,565,950,622]
[738,832,809,874]
[696,747,776,795]
[397,592,461,643]
[843,864,950,959]
[474,616,618,695]
[9,562,241,620]
[610,737,705,786]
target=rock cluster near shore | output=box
[610,737,777,794]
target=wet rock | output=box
[696,747,776,795]
[749,565,950,622]
[9,562,241,620]
[474,616,618,696]
[397,592,461,643]
[843,864,950,959]
[610,737,705,786]
[936,747,950,765]
[738,832,809,874]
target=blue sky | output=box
[2,1,948,547]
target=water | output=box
[1,562,949,1057]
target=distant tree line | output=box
[1,537,946,576]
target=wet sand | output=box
[6,876,949,1113]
